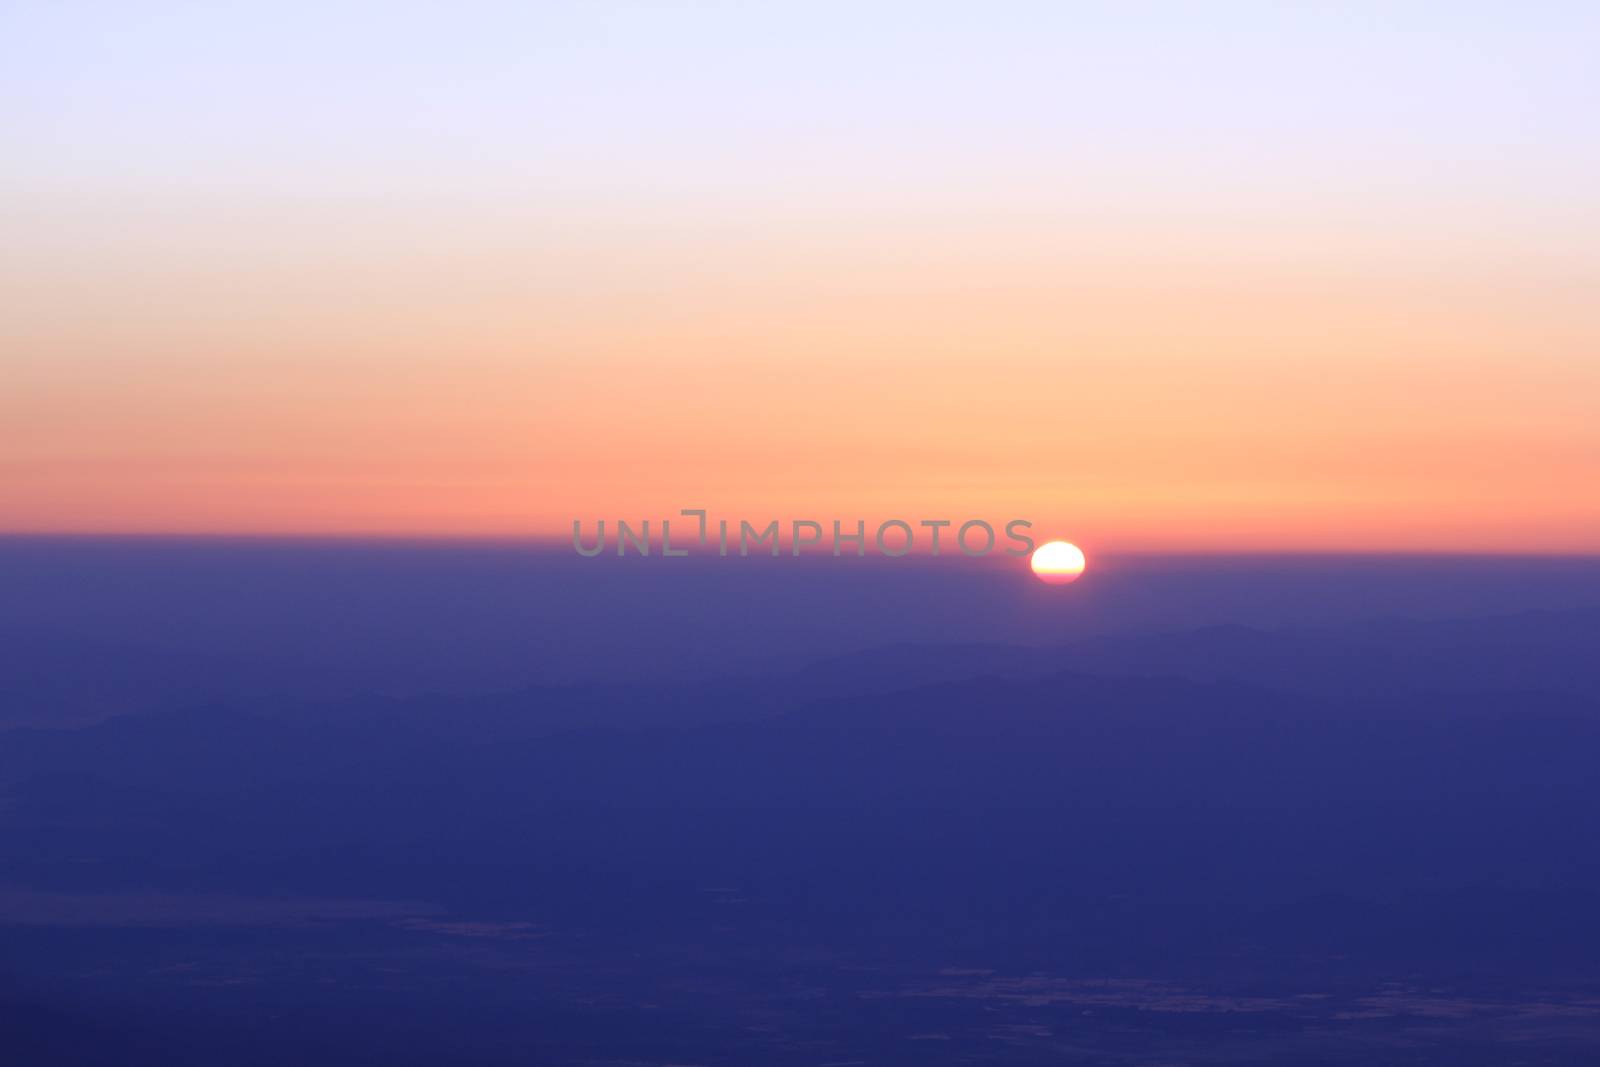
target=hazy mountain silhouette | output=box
[7,537,1600,728]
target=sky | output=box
[3,2,1598,551]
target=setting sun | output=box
[1030,540,1086,584]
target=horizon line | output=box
[3,530,1600,562]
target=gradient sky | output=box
[4,3,1597,550]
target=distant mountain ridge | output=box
[7,605,1600,737]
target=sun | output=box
[1030,540,1086,584]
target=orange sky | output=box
[4,6,1598,552]
[5,209,1595,552]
